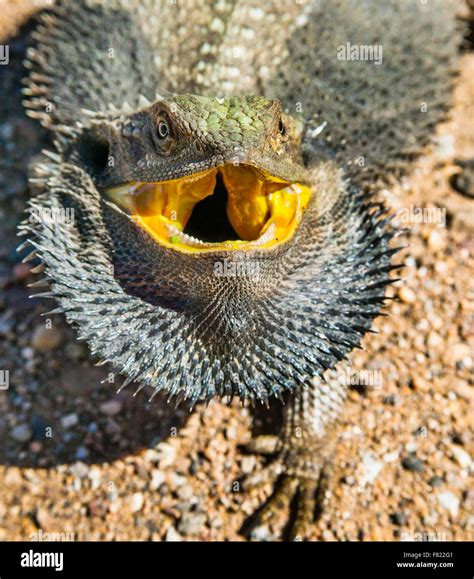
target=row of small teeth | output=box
[165,221,277,248]
[165,223,211,247]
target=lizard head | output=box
[25,94,394,405]
[75,95,312,253]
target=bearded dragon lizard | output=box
[20,0,460,539]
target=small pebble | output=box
[405,441,418,453]
[88,467,102,489]
[240,455,257,474]
[398,286,416,304]
[178,512,206,536]
[427,229,445,252]
[170,473,186,487]
[383,450,400,463]
[149,469,165,491]
[99,399,123,417]
[428,476,444,488]
[30,441,43,453]
[4,468,23,485]
[61,413,79,429]
[130,492,144,513]
[165,526,182,541]
[225,426,237,440]
[390,512,407,526]
[177,485,194,501]
[31,324,62,352]
[13,263,31,282]
[10,424,33,443]
[36,508,53,531]
[382,395,397,406]
[75,446,89,461]
[437,491,459,517]
[21,347,34,360]
[156,443,177,468]
[450,446,472,470]
[359,453,384,485]
[444,343,471,367]
[250,525,275,541]
[401,454,424,473]
[87,499,107,518]
[427,331,443,350]
[69,462,89,478]
[143,449,161,463]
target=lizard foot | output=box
[240,434,335,541]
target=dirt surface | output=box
[0,1,472,542]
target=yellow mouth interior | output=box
[105,164,311,253]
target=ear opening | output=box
[74,127,112,178]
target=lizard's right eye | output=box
[151,115,175,154]
[157,120,170,139]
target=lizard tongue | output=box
[220,164,289,240]
[134,170,217,229]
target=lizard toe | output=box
[241,440,336,540]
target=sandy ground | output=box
[0,1,472,542]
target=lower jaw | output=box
[105,165,311,253]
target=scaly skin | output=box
[20,0,461,539]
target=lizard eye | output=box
[151,114,175,154]
[157,120,170,139]
[278,119,286,137]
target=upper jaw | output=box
[104,163,312,254]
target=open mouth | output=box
[105,164,311,253]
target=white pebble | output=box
[359,452,384,485]
[450,446,472,470]
[130,492,144,513]
[165,526,182,542]
[437,492,459,517]
[383,450,400,463]
[209,17,225,34]
[99,399,122,416]
[150,469,165,491]
[10,424,33,443]
[61,413,79,429]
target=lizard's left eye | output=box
[157,120,170,139]
[278,119,286,137]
